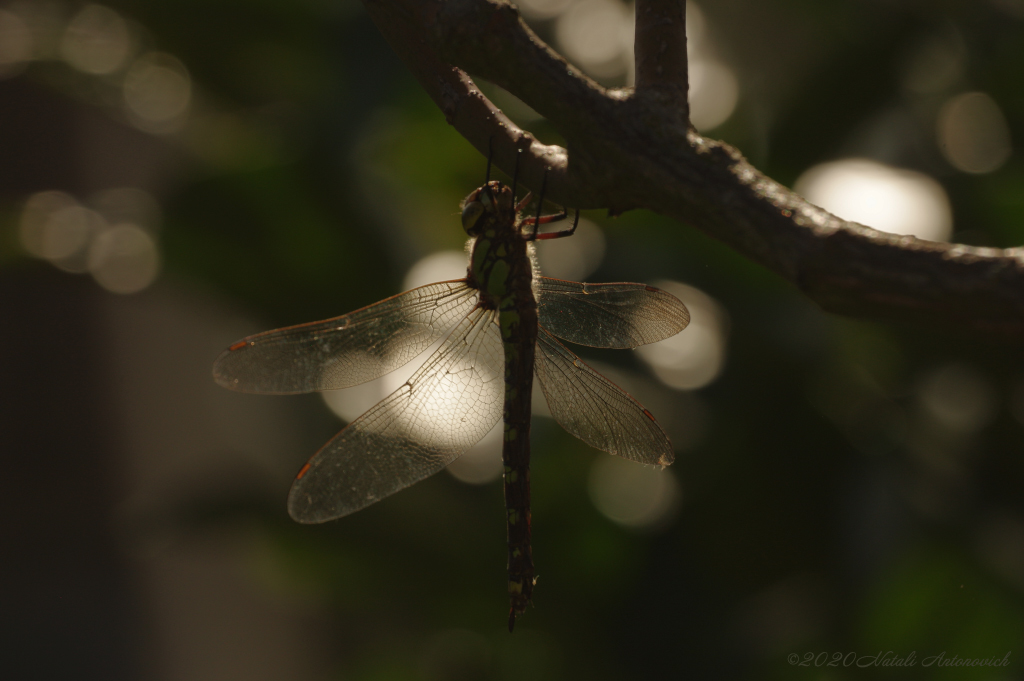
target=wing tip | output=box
[211,360,241,390]
[286,492,334,525]
[644,285,691,333]
[288,469,368,524]
[212,342,249,389]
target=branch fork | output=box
[362,0,1024,337]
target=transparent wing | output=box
[288,308,504,523]
[536,277,689,348]
[214,280,477,394]
[534,327,673,466]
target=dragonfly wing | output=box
[288,308,504,523]
[534,327,674,466]
[214,280,477,394]
[536,277,689,348]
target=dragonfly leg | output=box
[514,191,533,214]
[509,148,522,218]
[485,135,493,185]
[521,209,568,229]
[530,168,549,239]
[530,208,580,241]
[520,169,574,240]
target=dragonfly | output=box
[214,172,690,631]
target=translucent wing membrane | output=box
[536,278,689,349]
[288,308,504,523]
[214,281,477,394]
[534,327,674,466]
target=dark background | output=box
[2,1,1024,679]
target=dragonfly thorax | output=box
[462,182,535,309]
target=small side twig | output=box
[361,0,602,205]
[633,0,689,121]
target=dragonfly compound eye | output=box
[461,200,485,234]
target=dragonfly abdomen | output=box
[499,287,537,632]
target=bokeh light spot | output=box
[320,363,391,423]
[588,455,680,529]
[636,281,728,390]
[87,223,160,294]
[917,363,996,433]
[518,0,577,21]
[446,421,503,485]
[403,251,468,291]
[320,352,419,423]
[689,58,739,131]
[556,0,629,79]
[937,92,1013,174]
[795,159,953,242]
[320,332,497,459]
[901,31,965,95]
[535,216,605,282]
[0,8,33,77]
[60,4,132,75]
[20,190,80,258]
[19,191,104,271]
[685,0,706,53]
[123,51,191,133]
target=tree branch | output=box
[361,0,1024,338]
[634,0,689,120]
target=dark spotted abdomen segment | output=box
[501,296,537,632]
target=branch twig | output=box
[361,0,1024,338]
[634,0,689,121]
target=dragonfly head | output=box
[462,181,513,236]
